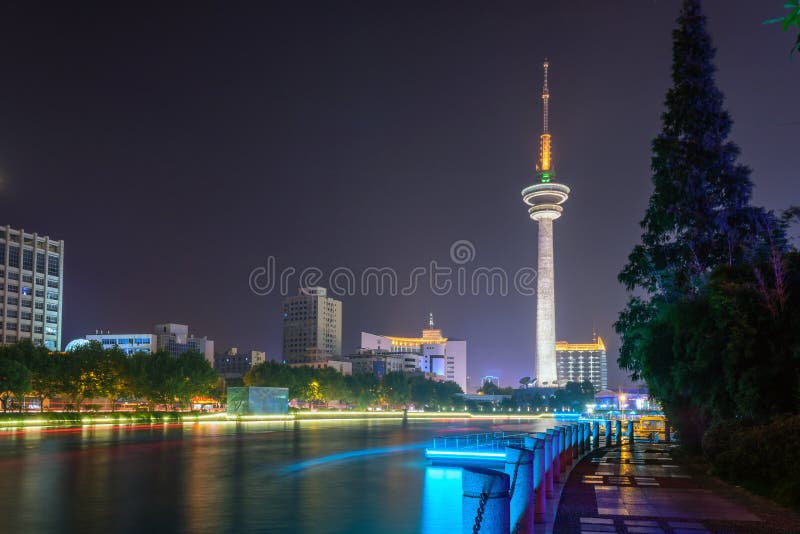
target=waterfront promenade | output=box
[552,443,800,534]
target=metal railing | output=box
[430,431,530,453]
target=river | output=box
[0,417,554,534]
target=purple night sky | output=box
[1,1,797,388]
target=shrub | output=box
[703,415,800,510]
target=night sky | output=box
[1,1,797,389]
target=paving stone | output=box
[667,521,705,529]
[580,517,615,524]
[577,524,617,532]
[626,527,663,534]
[624,520,658,526]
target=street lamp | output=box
[619,394,627,420]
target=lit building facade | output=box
[282,287,342,363]
[0,225,64,350]
[86,333,157,355]
[359,315,467,393]
[154,323,215,364]
[214,347,266,378]
[481,375,500,388]
[555,336,607,391]
[521,61,570,387]
[345,349,405,377]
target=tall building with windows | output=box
[555,335,607,391]
[282,287,342,363]
[0,225,64,350]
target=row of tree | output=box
[243,361,464,410]
[0,341,219,412]
[478,379,597,412]
[616,0,800,448]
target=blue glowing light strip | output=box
[425,449,506,460]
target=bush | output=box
[702,415,800,510]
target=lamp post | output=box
[619,394,627,421]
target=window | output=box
[36,253,45,274]
[22,287,31,296]
[47,279,58,289]
[20,324,31,332]
[22,274,32,283]
[7,284,18,293]
[46,291,58,300]
[0,244,4,265]
[34,302,43,310]
[46,303,58,312]
[47,255,59,277]
[34,326,43,334]
[35,314,43,322]
[6,310,17,318]
[5,335,17,343]
[45,326,56,335]
[46,315,58,324]
[7,272,18,281]
[7,297,18,305]
[20,311,31,320]
[22,249,33,270]
[35,289,44,298]
[8,246,19,268]
[21,299,31,308]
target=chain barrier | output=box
[508,452,523,499]
[471,491,489,534]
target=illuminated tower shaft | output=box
[522,59,570,387]
[536,217,556,385]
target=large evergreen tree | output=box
[615,0,789,445]
[619,0,763,300]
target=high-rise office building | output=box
[282,287,342,363]
[555,335,607,391]
[0,225,64,350]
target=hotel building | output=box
[555,335,607,391]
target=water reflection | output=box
[0,419,550,533]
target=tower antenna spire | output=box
[538,58,553,183]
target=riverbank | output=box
[0,410,552,430]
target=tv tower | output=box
[522,59,570,387]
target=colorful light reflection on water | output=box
[0,418,552,533]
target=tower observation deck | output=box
[521,59,570,387]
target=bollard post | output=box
[556,427,567,474]
[605,420,612,448]
[534,432,554,498]
[505,446,534,534]
[571,423,579,460]
[562,425,571,467]
[547,428,560,483]
[462,467,510,534]
[524,436,546,524]
[664,420,671,443]
[592,421,600,449]
[615,420,622,447]
[627,420,634,448]
[576,423,583,455]
[584,423,590,454]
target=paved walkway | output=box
[552,443,800,534]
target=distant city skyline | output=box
[1,2,797,389]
